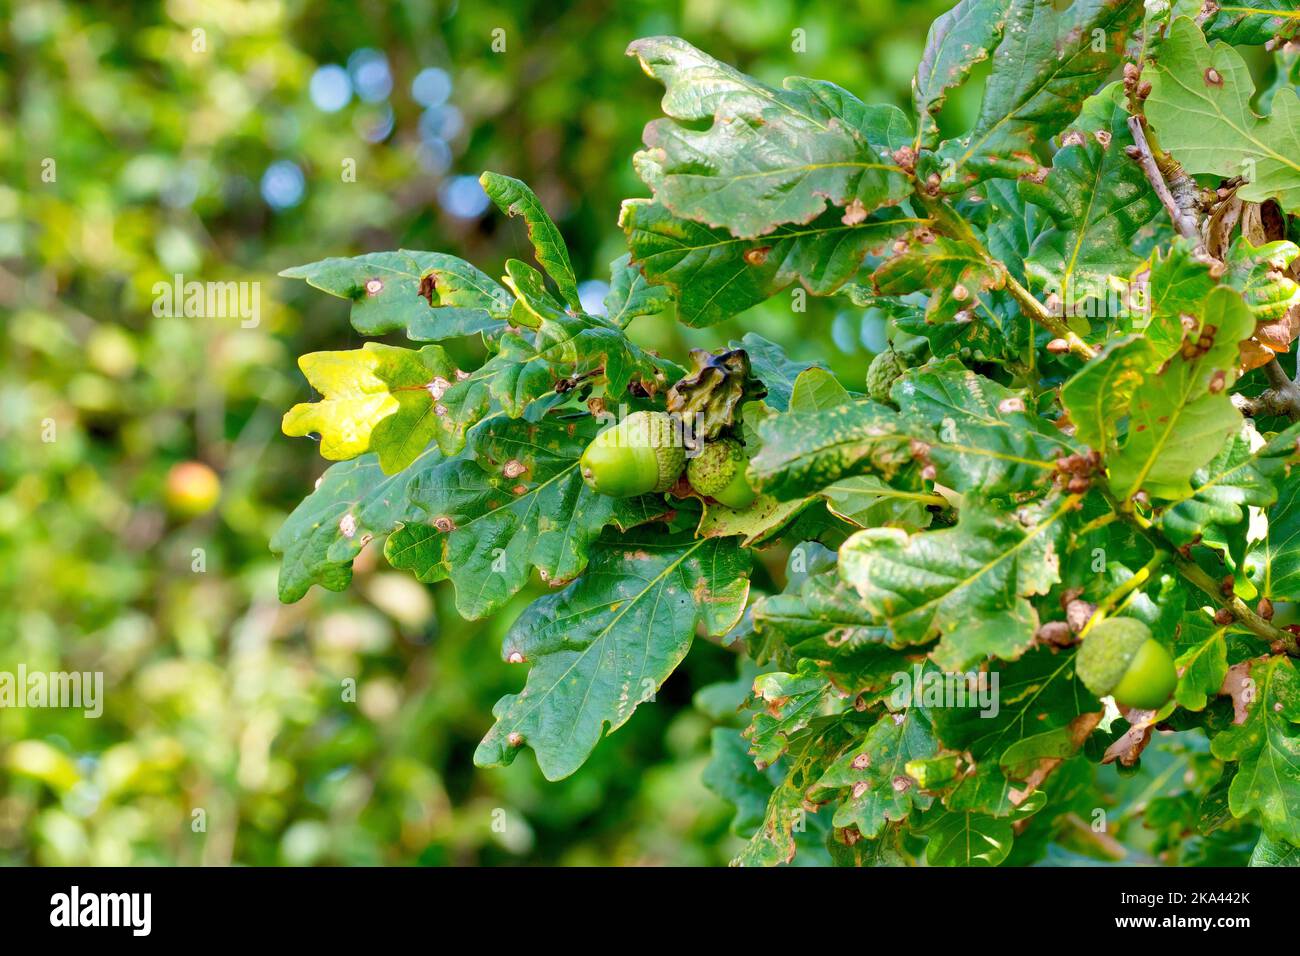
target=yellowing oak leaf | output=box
[283,342,459,475]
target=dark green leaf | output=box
[384,415,668,619]
[622,199,918,327]
[280,250,510,339]
[474,529,751,780]
[480,172,581,310]
[629,36,911,238]
[839,496,1074,670]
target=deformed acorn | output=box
[579,410,685,498]
[686,438,757,509]
[866,348,909,403]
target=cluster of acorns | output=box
[578,411,757,509]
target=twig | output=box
[1125,115,1202,246]
[1233,357,1300,421]
[1079,551,1168,637]
[920,196,1096,360]
[1259,357,1300,421]
[1005,276,1096,359]
[1101,487,1298,653]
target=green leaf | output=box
[748,399,913,500]
[732,333,821,412]
[696,494,813,548]
[789,366,851,412]
[703,727,776,837]
[383,415,668,620]
[282,342,460,474]
[279,250,510,339]
[735,718,848,866]
[621,199,919,327]
[895,361,1077,496]
[838,496,1073,671]
[1060,335,1156,454]
[1144,17,1300,211]
[1138,237,1218,358]
[914,0,1012,150]
[750,364,1072,501]
[747,661,850,767]
[1161,421,1300,548]
[1108,287,1253,501]
[479,172,581,310]
[628,36,911,239]
[1205,2,1300,45]
[1226,238,1300,326]
[474,529,751,780]
[1250,831,1300,866]
[919,796,1044,866]
[1210,655,1300,844]
[1019,84,1164,304]
[602,253,673,327]
[809,694,940,838]
[872,236,1006,323]
[502,258,568,328]
[937,0,1142,188]
[1175,623,1229,712]
[1250,463,1300,600]
[819,475,936,531]
[751,569,902,688]
[938,647,1099,815]
[270,449,439,603]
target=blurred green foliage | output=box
[0,0,971,865]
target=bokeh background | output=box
[2,0,1204,866]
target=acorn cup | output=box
[579,411,685,498]
[1075,617,1178,710]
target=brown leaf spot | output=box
[418,273,436,305]
[841,198,868,226]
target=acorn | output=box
[1075,617,1177,710]
[686,438,757,509]
[866,348,909,403]
[579,411,685,497]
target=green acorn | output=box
[1075,617,1177,710]
[686,438,757,509]
[580,411,685,497]
[866,348,909,403]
